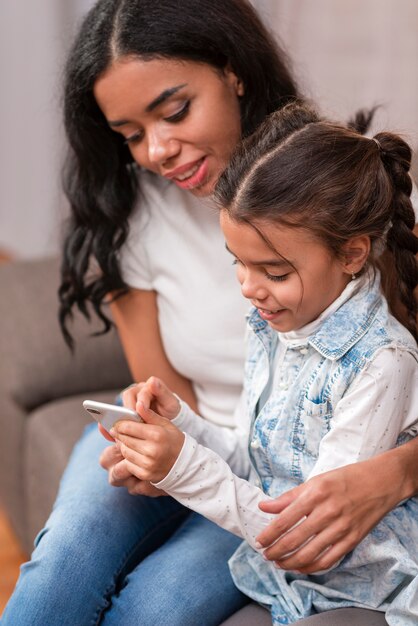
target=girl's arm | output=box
[170,393,251,477]
[112,404,274,549]
[124,377,251,478]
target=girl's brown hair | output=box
[215,101,418,340]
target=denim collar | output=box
[247,272,382,361]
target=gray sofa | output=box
[0,257,132,552]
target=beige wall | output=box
[255,0,418,145]
[1,1,417,258]
[0,2,81,259]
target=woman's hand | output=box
[99,439,168,497]
[111,402,185,484]
[256,446,415,573]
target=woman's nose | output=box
[147,129,180,165]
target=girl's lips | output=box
[171,157,208,190]
[257,307,285,322]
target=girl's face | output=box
[220,212,351,332]
[94,57,244,197]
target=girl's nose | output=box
[240,273,267,301]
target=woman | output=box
[2,1,416,625]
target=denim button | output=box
[299,347,309,355]
[251,440,260,449]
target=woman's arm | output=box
[256,439,418,573]
[110,289,198,409]
[100,288,198,495]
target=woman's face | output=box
[94,57,244,197]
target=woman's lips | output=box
[169,157,208,190]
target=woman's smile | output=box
[164,156,208,189]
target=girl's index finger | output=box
[136,385,154,411]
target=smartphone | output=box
[83,400,143,434]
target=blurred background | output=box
[0,0,417,260]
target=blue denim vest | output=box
[244,272,417,495]
[230,273,418,625]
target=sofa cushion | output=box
[0,258,132,413]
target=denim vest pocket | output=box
[292,396,332,458]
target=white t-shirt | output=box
[119,171,249,426]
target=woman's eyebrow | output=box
[145,83,187,112]
[108,83,188,128]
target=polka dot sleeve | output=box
[310,346,418,478]
[153,433,274,551]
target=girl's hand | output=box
[256,450,410,573]
[99,440,168,497]
[122,376,180,420]
[111,402,185,484]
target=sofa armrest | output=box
[0,257,132,413]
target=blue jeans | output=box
[1,424,248,626]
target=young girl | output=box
[111,102,418,625]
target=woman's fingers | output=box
[265,516,346,571]
[99,444,166,496]
[286,541,346,574]
[107,458,137,486]
[258,455,407,572]
[277,525,365,574]
[99,445,137,485]
[99,442,123,470]
[257,486,315,548]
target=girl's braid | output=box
[376,132,418,340]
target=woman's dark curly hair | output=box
[59,0,300,346]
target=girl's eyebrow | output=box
[224,243,289,267]
[108,84,188,128]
